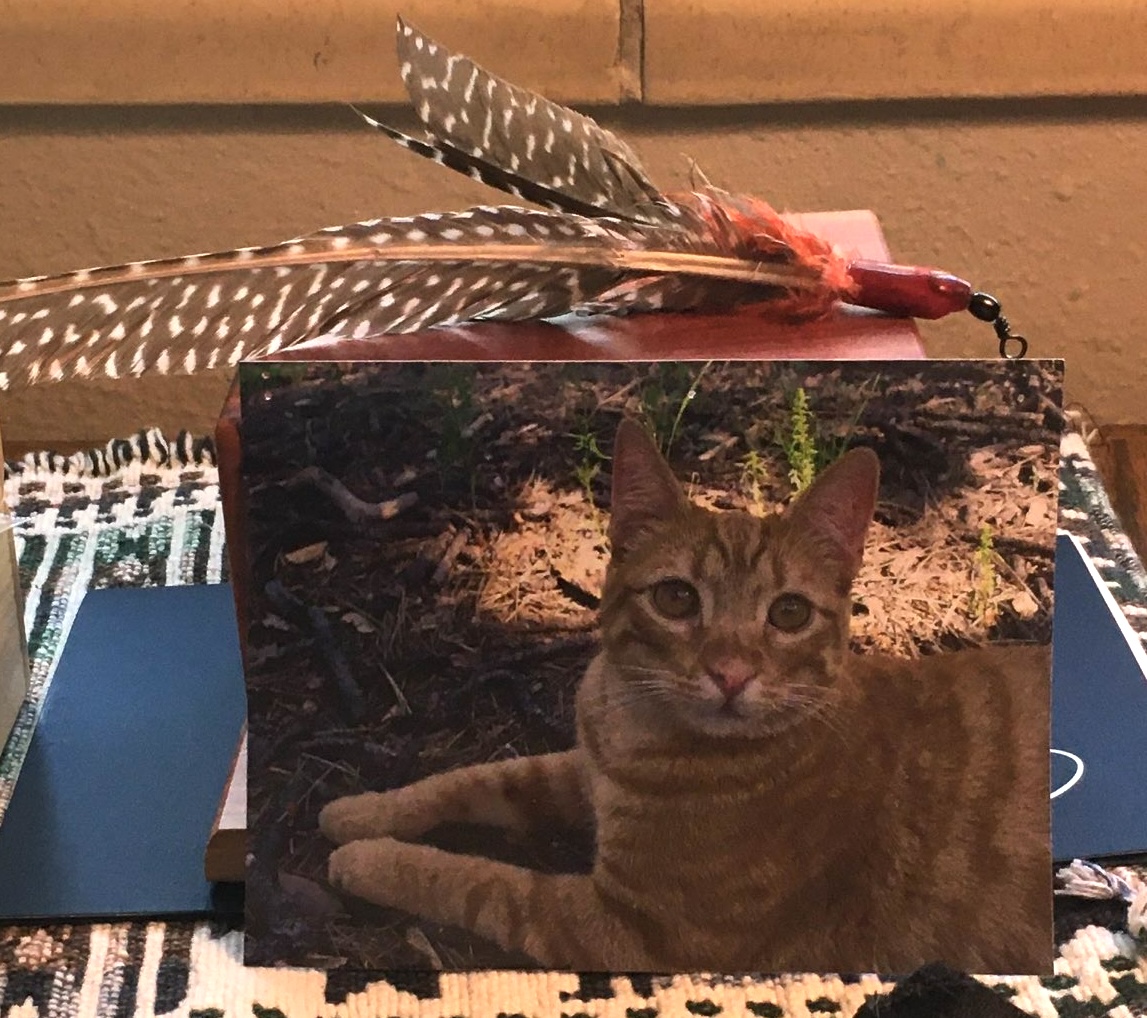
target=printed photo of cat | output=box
[239,360,1062,976]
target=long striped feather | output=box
[351,108,629,223]
[0,206,838,390]
[393,18,674,225]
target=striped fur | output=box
[319,421,1051,974]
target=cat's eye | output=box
[768,593,813,632]
[650,579,700,620]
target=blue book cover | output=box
[1051,531,1147,862]
[0,584,245,920]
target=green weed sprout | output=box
[638,361,712,456]
[784,387,818,494]
[569,418,610,521]
[971,523,999,623]
[739,448,770,514]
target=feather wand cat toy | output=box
[0,19,1024,393]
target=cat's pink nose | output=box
[706,657,755,698]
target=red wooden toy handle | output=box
[845,260,973,320]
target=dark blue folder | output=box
[1051,532,1147,862]
[0,584,245,920]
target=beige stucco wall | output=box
[1,0,1144,450]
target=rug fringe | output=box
[3,427,216,481]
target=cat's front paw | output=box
[319,792,392,844]
[319,789,430,844]
[327,838,406,910]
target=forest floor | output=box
[239,358,1063,970]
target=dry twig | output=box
[291,465,419,524]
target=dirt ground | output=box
[239,358,1063,970]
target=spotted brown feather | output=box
[393,18,674,225]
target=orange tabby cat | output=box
[319,418,1051,974]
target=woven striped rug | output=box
[0,427,1144,1018]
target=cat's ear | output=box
[608,418,689,556]
[787,447,880,574]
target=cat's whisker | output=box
[587,674,671,696]
[785,690,837,712]
[781,683,838,705]
[579,679,676,717]
[778,693,831,713]
[619,664,680,681]
[589,691,668,713]
[789,695,847,738]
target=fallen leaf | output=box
[520,499,553,520]
[246,644,287,667]
[968,449,997,473]
[284,541,328,565]
[1024,495,1052,529]
[278,871,346,918]
[341,611,377,634]
[1009,588,1041,618]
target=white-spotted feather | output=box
[394,18,676,226]
[0,206,828,390]
[352,107,632,223]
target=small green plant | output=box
[428,365,476,479]
[638,361,712,456]
[664,361,711,457]
[819,373,881,469]
[971,523,999,623]
[739,447,770,515]
[778,376,879,496]
[783,387,818,494]
[569,417,609,508]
